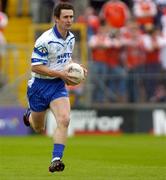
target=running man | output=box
[23,3,87,173]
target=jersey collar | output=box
[53,25,70,39]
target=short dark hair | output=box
[54,3,74,18]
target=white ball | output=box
[65,63,85,85]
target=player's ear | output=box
[54,16,59,24]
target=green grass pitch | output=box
[0,134,166,180]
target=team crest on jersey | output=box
[37,46,48,53]
[34,46,48,57]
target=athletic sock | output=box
[52,144,65,162]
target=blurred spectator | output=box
[159,11,166,72]
[121,20,146,102]
[155,0,166,8]
[141,25,163,100]
[155,0,166,28]
[77,6,100,39]
[85,0,166,104]
[106,29,127,102]
[100,0,130,29]
[88,21,111,102]
[150,84,166,102]
[160,7,166,35]
[133,0,157,29]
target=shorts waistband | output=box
[34,77,62,83]
[32,73,56,79]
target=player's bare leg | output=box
[23,110,46,134]
[49,97,70,172]
[29,111,46,134]
[50,97,70,144]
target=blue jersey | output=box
[27,26,75,112]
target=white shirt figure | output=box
[31,26,75,79]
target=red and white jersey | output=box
[141,33,165,51]
[88,33,111,48]
[141,32,164,64]
[120,27,145,69]
[88,28,111,63]
[133,0,157,25]
[101,0,130,28]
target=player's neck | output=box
[56,25,68,39]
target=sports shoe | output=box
[23,108,31,127]
[49,160,65,173]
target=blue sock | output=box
[52,144,65,161]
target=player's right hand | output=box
[58,70,79,86]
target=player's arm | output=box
[31,64,79,83]
[31,64,63,78]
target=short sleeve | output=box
[31,38,49,66]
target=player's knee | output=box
[59,114,70,128]
[33,126,45,134]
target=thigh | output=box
[49,97,71,124]
[31,110,47,128]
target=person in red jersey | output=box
[101,0,130,28]
[121,20,146,102]
[141,25,163,100]
[133,0,157,28]
[88,20,111,102]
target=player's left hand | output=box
[80,64,88,77]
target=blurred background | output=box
[0,0,166,136]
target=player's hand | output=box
[80,64,88,78]
[65,77,79,86]
[59,69,79,85]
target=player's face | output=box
[57,9,74,31]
